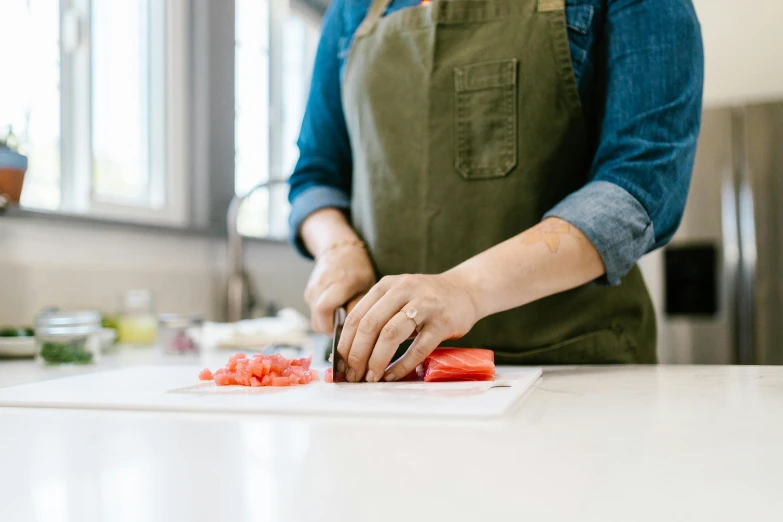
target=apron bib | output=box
[341,0,657,364]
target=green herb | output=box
[40,341,94,364]
[0,126,22,153]
[0,327,33,338]
[101,316,118,331]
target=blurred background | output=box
[0,0,782,365]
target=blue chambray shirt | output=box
[287,0,704,285]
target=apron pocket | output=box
[453,58,518,180]
[494,327,636,365]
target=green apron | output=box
[342,0,657,364]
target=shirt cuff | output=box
[289,185,351,258]
[543,181,655,286]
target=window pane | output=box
[91,0,151,202]
[0,0,61,210]
[281,14,318,178]
[235,183,290,240]
[235,0,270,197]
[235,2,318,238]
[268,182,291,239]
[237,188,270,238]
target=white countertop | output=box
[1,351,782,522]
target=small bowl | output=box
[0,337,36,358]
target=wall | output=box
[694,0,783,107]
[0,217,312,325]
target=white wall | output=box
[694,0,783,107]
[0,218,312,325]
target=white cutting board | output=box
[0,366,541,418]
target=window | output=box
[2,0,188,226]
[91,0,159,204]
[0,0,61,211]
[4,1,320,236]
[235,0,320,239]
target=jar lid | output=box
[35,310,101,328]
[158,313,203,329]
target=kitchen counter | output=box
[1,353,781,521]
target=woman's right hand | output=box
[304,243,376,334]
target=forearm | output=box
[446,218,605,321]
[300,208,361,259]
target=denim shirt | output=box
[288,0,704,285]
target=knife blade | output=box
[331,306,347,382]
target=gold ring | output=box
[402,307,420,330]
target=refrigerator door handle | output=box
[737,179,757,365]
[732,108,757,365]
[721,173,740,364]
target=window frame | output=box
[4,0,327,240]
[56,0,190,227]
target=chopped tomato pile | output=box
[199,352,319,387]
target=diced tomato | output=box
[271,376,290,387]
[201,352,321,387]
[249,358,269,376]
[235,370,251,386]
[269,354,286,374]
[214,373,232,386]
[324,368,334,383]
[198,368,213,381]
[290,355,312,370]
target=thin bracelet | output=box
[317,239,366,259]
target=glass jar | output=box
[35,310,101,365]
[117,289,157,346]
[158,314,203,355]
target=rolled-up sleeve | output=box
[545,0,704,285]
[288,0,352,258]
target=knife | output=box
[331,306,348,382]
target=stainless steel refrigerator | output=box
[654,101,783,365]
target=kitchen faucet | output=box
[225,179,288,322]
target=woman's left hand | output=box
[336,273,480,383]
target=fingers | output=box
[344,290,414,382]
[345,294,365,314]
[383,325,443,382]
[311,283,356,334]
[303,264,339,308]
[335,281,387,367]
[365,310,417,382]
[304,272,330,332]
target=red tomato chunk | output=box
[199,353,318,387]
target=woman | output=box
[288,0,703,382]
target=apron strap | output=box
[356,0,396,38]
